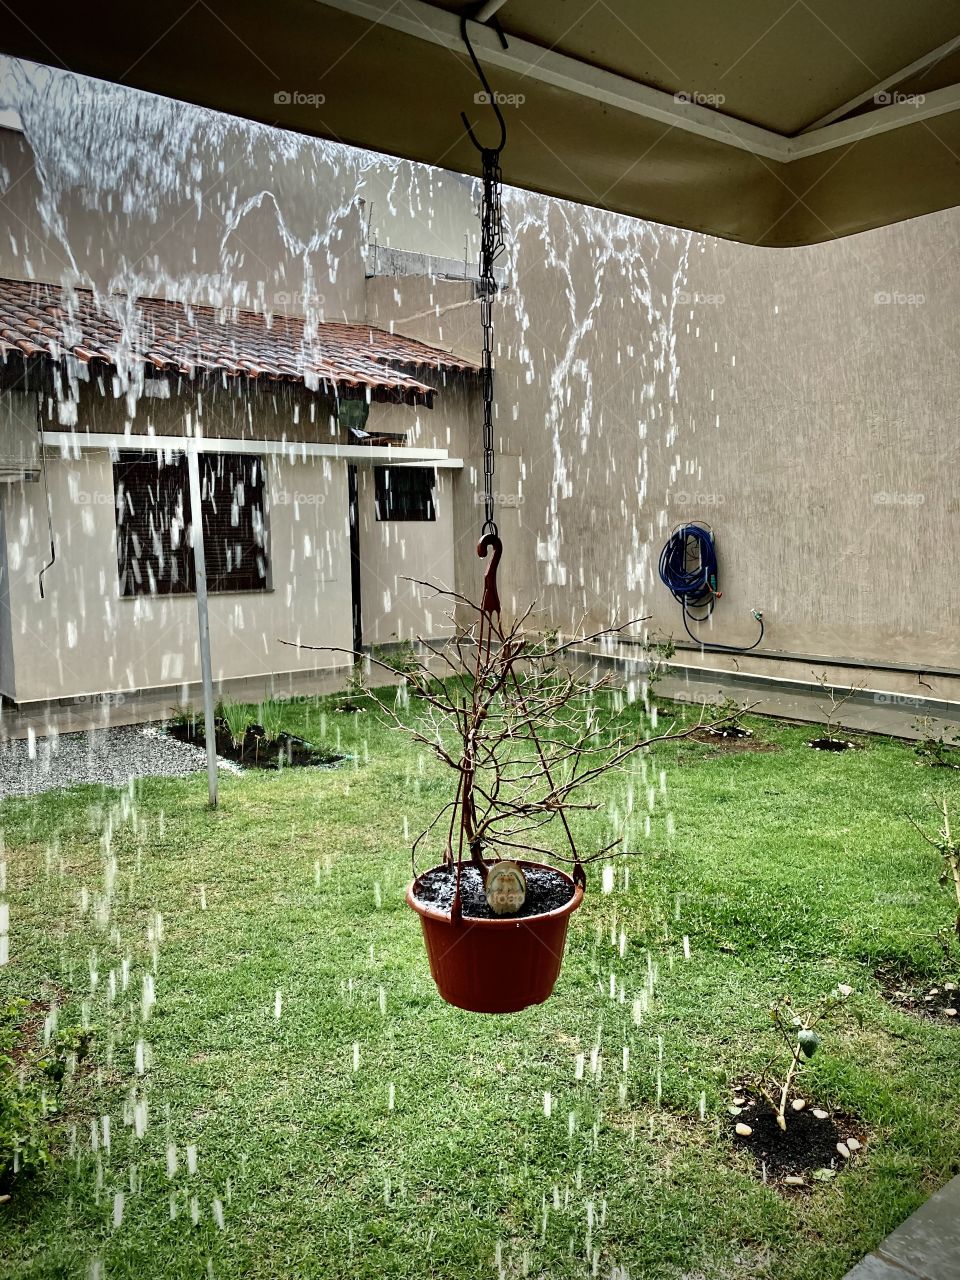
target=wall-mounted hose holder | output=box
[658,522,764,654]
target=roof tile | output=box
[0,278,477,405]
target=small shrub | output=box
[913,717,960,771]
[644,636,675,694]
[372,639,420,676]
[0,1001,50,1194]
[907,797,960,956]
[168,706,204,737]
[750,986,853,1130]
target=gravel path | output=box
[0,723,239,799]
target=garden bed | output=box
[879,975,960,1026]
[686,726,780,756]
[729,1088,866,1186]
[168,721,342,769]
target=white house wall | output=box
[356,465,456,647]
[2,446,353,704]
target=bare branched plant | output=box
[751,987,852,1130]
[282,576,740,887]
[811,671,865,745]
[906,795,960,952]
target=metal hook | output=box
[460,12,509,156]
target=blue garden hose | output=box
[658,523,764,653]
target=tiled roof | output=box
[0,278,476,405]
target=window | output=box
[374,466,436,522]
[113,451,269,597]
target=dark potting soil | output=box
[169,723,343,770]
[808,737,856,752]
[729,1089,865,1184]
[878,974,960,1026]
[414,863,576,920]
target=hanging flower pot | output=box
[407,861,584,1014]
[284,27,735,1013]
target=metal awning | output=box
[1,1,959,245]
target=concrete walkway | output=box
[844,1176,960,1279]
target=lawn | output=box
[1,691,958,1279]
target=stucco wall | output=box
[0,119,367,322]
[355,465,456,647]
[430,194,960,701]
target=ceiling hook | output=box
[460,11,509,156]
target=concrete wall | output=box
[0,115,367,322]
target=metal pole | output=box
[187,447,218,808]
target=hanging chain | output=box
[478,146,504,538]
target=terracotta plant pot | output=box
[406,861,585,1014]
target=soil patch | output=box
[169,723,342,770]
[808,736,858,752]
[413,863,575,920]
[729,1089,866,1185]
[879,973,960,1026]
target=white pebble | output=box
[791,1098,806,1112]
[837,1142,851,1159]
[847,1137,862,1151]
[735,1123,752,1137]
[813,1108,829,1120]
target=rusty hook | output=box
[477,532,502,618]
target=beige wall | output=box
[439,193,960,701]
[0,118,367,322]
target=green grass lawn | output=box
[1,693,958,1279]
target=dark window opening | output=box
[113,451,269,597]
[374,466,436,522]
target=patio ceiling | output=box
[2,1,960,245]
